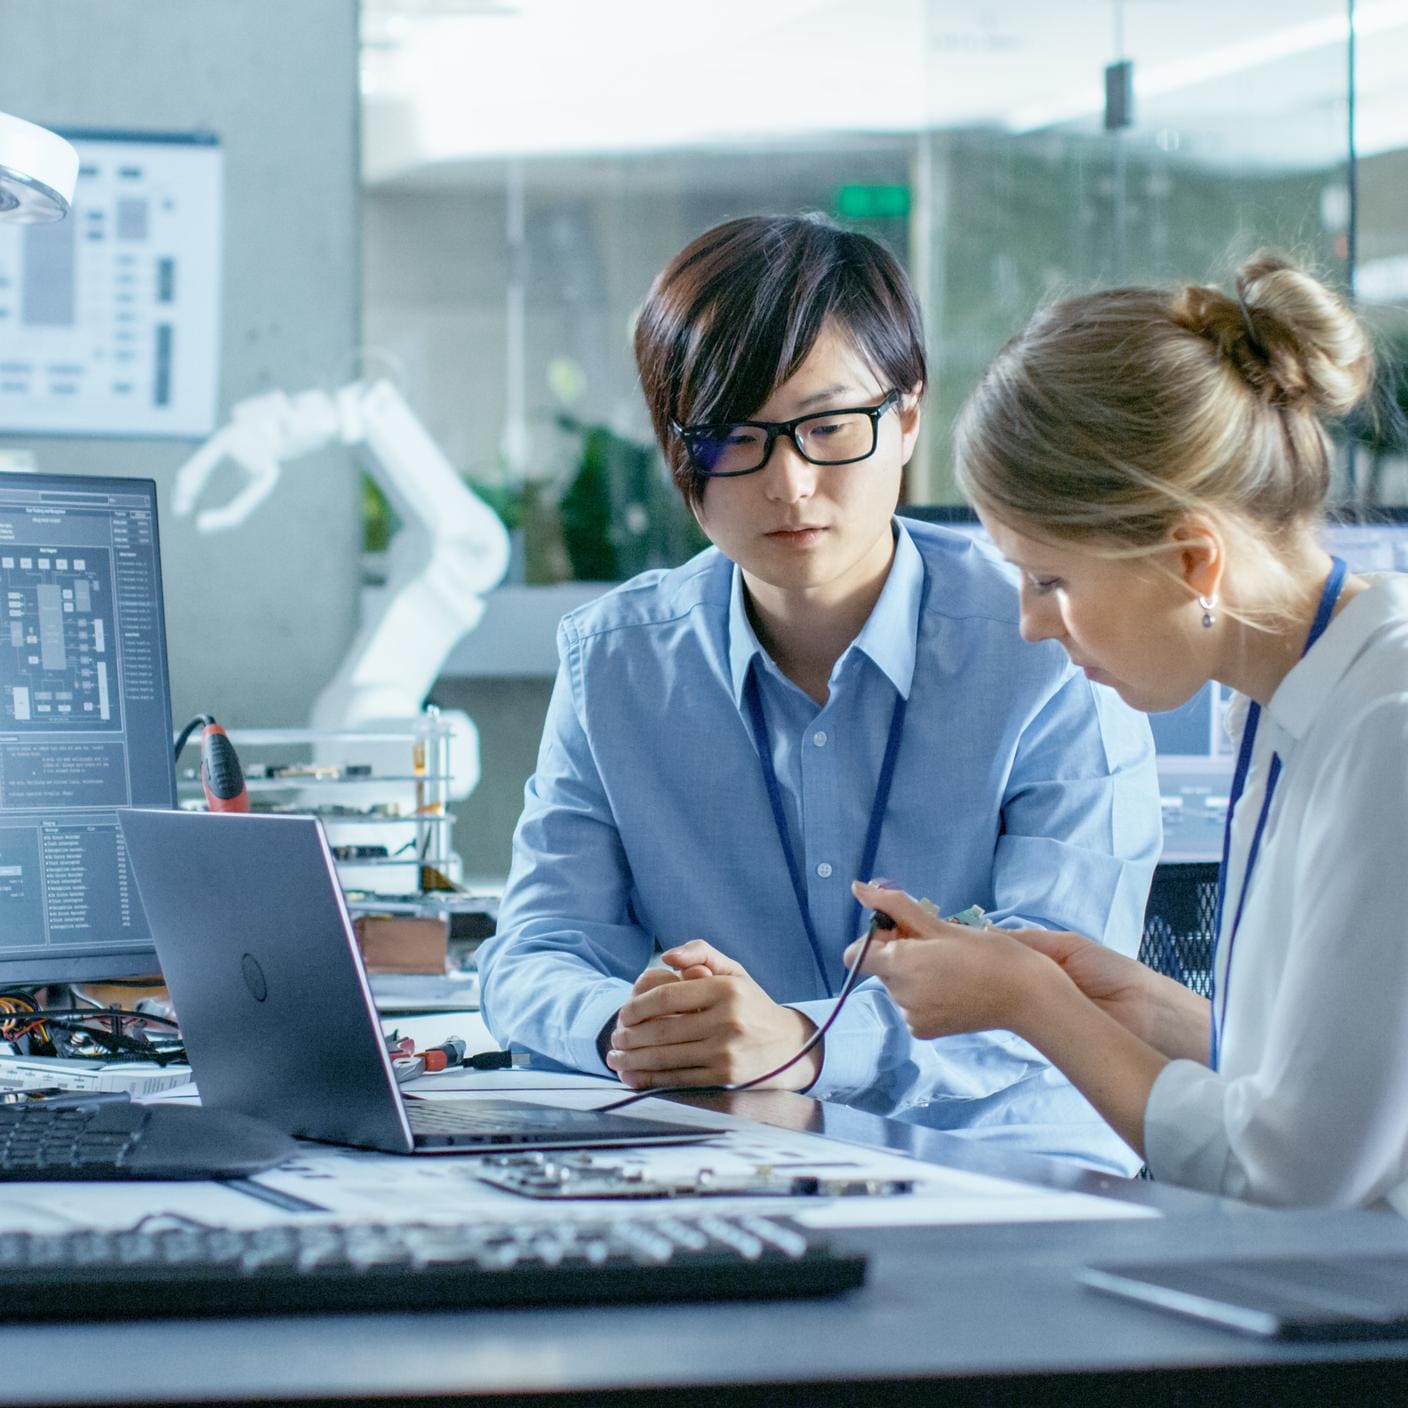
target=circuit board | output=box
[476,1151,916,1201]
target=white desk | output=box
[4,1091,1408,1405]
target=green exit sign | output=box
[834,184,911,219]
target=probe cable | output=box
[0,992,47,1048]
[0,1006,181,1058]
[594,909,894,1113]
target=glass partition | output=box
[364,0,1407,573]
[360,0,1408,878]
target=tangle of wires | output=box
[0,987,186,1065]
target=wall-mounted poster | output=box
[0,131,222,439]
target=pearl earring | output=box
[1198,594,1217,629]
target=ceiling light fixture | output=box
[0,111,79,223]
[1006,0,1408,134]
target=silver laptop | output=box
[120,809,718,1154]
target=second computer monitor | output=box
[0,471,175,983]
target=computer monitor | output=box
[0,471,175,983]
[901,504,1408,860]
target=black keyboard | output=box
[0,1101,297,1180]
[0,1213,866,1319]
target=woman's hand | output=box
[844,882,1057,1040]
[1009,926,1211,1061]
[847,880,1187,1159]
[1004,927,1162,1044]
[848,880,1210,1062]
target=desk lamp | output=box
[0,111,78,223]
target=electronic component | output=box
[909,898,993,929]
[418,1036,466,1072]
[245,762,373,781]
[0,1212,863,1319]
[476,1151,916,1201]
[946,904,992,929]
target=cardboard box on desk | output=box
[352,914,449,974]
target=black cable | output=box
[2,1008,181,1061]
[173,714,215,761]
[79,978,167,988]
[0,1007,180,1029]
[594,911,893,1113]
[42,1019,184,1062]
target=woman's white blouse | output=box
[1145,573,1408,1208]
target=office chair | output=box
[1137,862,1220,998]
[1133,861,1220,1181]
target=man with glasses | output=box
[478,214,1161,1172]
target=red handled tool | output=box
[174,715,249,813]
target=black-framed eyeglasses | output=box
[672,389,902,479]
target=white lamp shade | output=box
[0,111,79,223]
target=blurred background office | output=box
[3,0,1406,887]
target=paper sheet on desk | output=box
[511,1096,1157,1225]
[297,1091,1157,1227]
[252,1130,1156,1228]
[112,1086,1156,1229]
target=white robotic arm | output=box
[312,380,510,730]
[171,389,342,534]
[172,379,511,794]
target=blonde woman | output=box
[849,255,1408,1209]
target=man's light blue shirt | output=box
[480,520,1162,1174]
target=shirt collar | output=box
[1267,572,1408,742]
[726,520,924,708]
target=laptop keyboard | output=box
[407,1100,581,1133]
[0,1213,866,1318]
[403,1098,713,1147]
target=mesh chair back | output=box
[1137,862,1220,997]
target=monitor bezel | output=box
[0,469,175,986]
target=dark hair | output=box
[634,214,927,506]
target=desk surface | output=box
[10,1091,1408,1407]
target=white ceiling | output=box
[360,0,1408,186]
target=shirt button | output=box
[812,730,828,747]
[816,862,833,879]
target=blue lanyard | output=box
[1209,556,1347,1070]
[742,567,928,997]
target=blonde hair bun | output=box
[954,256,1376,549]
[1174,253,1373,417]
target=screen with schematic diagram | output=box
[0,472,175,981]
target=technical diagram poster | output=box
[0,131,222,438]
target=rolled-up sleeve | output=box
[990,673,1161,954]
